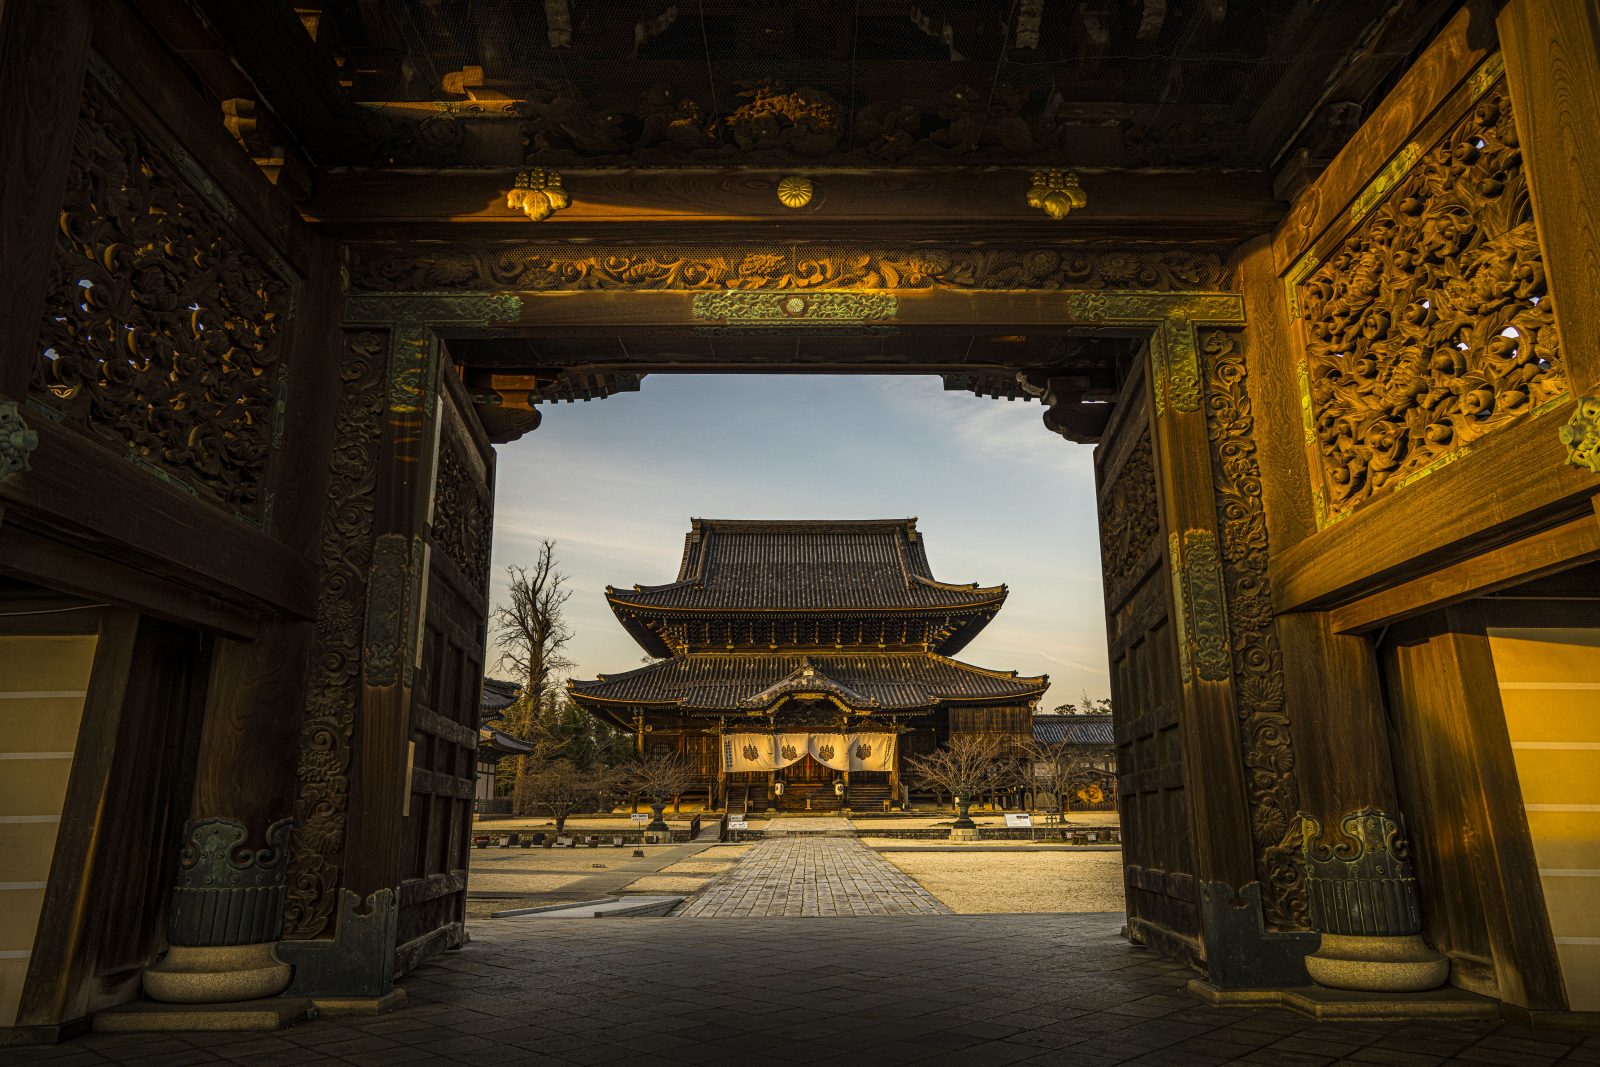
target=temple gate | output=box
[1,0,1597,1039]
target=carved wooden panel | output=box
[1296,80,1565,524]
[1201,330,1306,930]
[1098,436,1160,611]
[284,331,388,940]
[429,432,492,595]
[351,245,1231,294]
[31,72,294,521]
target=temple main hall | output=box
[568,519,1047,813]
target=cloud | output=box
[869,376,1096,481]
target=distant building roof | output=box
[478,725,535,758]
[606,519,1006,613]
[1033,714,1114,746]
[570,652,1047,718]
[481,677,521,720]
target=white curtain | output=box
[722,732,896,772]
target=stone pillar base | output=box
[948,827,979,842]
[1305,933,1449,993]
[143,944,292,1004]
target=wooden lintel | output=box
[1270,397,1600,614]
[425,288,1244,333]
[304,166,1281,242]
[1326,511,1600,634]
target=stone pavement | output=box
[9,914,1597,1066]
[675,837,949,916]
[761,815,853,835]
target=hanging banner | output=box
[847,733,896,772]
[722,732,896,772]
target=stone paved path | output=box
[676,837,949,916]
[761,815,853,835]
[13,915,1598,1066]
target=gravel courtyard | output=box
[877,848,1127,913]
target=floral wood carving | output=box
[1297,82,1565,523]
[1098,433,1160,610]
[350,246,1231,294]
[0,403,39,481]
[1560,396,1599,474]
[1203,330,1306,930]
[33,75,293,519]
[284,331,387,940]
[431,431,493,593]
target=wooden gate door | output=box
[1094,358,1201,963]
[396,368,496,973]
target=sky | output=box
[486,374,1110,710]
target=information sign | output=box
[1004,812,1033,828]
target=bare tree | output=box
[619,753,696,831]
[493,540,575,720]
[492,541,577,802]
[515,758,616,833]
[1023,737,1115,821]
[905,734,1023,829]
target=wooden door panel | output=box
[1095,362,1200,959]
[395,368,495,973]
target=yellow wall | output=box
[0,634,97,1027]
[1488,626,1600,1012]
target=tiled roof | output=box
[479,725,535,756]
[569,652,1047,712]
[481,677,521,718]
[1032,714,1115,745]
[606,519,1005,612]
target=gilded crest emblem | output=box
[742,743,759,761]
[781,744,799,761]
[817,744,835,762]
[854,742,872,760]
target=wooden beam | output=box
[1270,398,1600,613]
[0,418,318,620]
[1271,6,1492,275]
[95,0,321,271]
[1329,512,1600,634]
[304,166,1283,242]
[0,525,257,639]
[1244,0,1450,166]
[181,0,351,165]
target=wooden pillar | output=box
[0,0,94,400]
[1384,605,1567,1010]
[1499,0,1600,396]
[1147,321,1257,895]
[715,724,727,811]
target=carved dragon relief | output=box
[1296,80,1566,525]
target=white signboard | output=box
[728,818,748,831]
[630,813,649,822]
[1004,813,1033,828]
